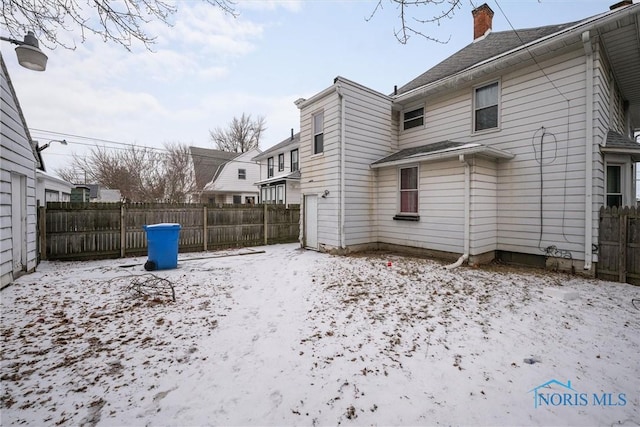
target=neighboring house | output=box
[252,129,301,205]
[0,54,41,287]
[82,184,122,202]
[295,2,640,274]
[36,171,73,206]
[196,147,261,204]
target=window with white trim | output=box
[399,166,418,214]
[291,149,299,172]
[474,82,499,131]
[313,112,324,154]
[238,168,246,180]
[403,107,424,130]
[606,164,622,208]
[267,157,274,178]
[278,153,285,171]
[261,184,285,204]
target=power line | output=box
[30,128,276,167]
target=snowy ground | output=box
[1,243,639,426]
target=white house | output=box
[200,148,261,204]
[252,130,301,205]
[36,171,73,206]
[0,54,40,287]
[295,2,640,274]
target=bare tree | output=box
[163,142,197,203]
[368,0,463,44]
[55,142,195,202]
[1,0,236,50]
[209,113,266,153]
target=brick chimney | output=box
[472,3,494,40]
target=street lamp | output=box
[0,31,48,71]
[36,139,67,152]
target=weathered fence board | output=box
[597,206,640,285]
[42,203,300,261]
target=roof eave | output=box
[600,146,640,161]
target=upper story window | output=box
[313,112,324,154]
[474,82,499,132]
[238,168,246,180]
[403,107,424,130]
[291,149,299,172]
[606,164,622,208]
[267,157,274,178]
[278,153,285,171]
[400,166,418,214]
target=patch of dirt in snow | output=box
[295,253,640,425]
[1,259,233,426]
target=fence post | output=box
[264,203,268,245]
[618,208,627,283]
[120,203,126,258]
[203,205,208,251]
[39,206,47,261]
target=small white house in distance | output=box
[253,130,301,205]
[0,54,39,287]
[295,2,640,275]
[36,171,73,206]
[201,148,261,204]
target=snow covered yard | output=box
[1,243,638,426]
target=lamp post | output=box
[0,31,48,71]
[36,139,67,152]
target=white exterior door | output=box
[11,174,27,274]
[304,194,318,250]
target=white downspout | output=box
[336,84,346,250]
[445,154,470,269]
[582,30,593,271]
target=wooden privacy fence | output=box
[39,202,300,261]
[597,206,640,285]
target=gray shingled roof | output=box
[189,147,237,190]
[372,141,467,165]
[606,130,640,149]
[253,132,300,161]
[396,22,580,96]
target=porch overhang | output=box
[370,141,514,169]
[255,170,301,186]
[600,130,640,161]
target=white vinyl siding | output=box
[1,60,39,287]
[395,48,591,260]
[377,159,465,254]
[299,79,393,250]
[300,92,341,248]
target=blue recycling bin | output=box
[143,223,181,270]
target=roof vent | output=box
[609,0,632,9]
[472,3,494,40]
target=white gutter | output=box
[336,83,346,250]
[582,30,593,272]
[445,154,471,270]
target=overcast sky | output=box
[0,0,632,181]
